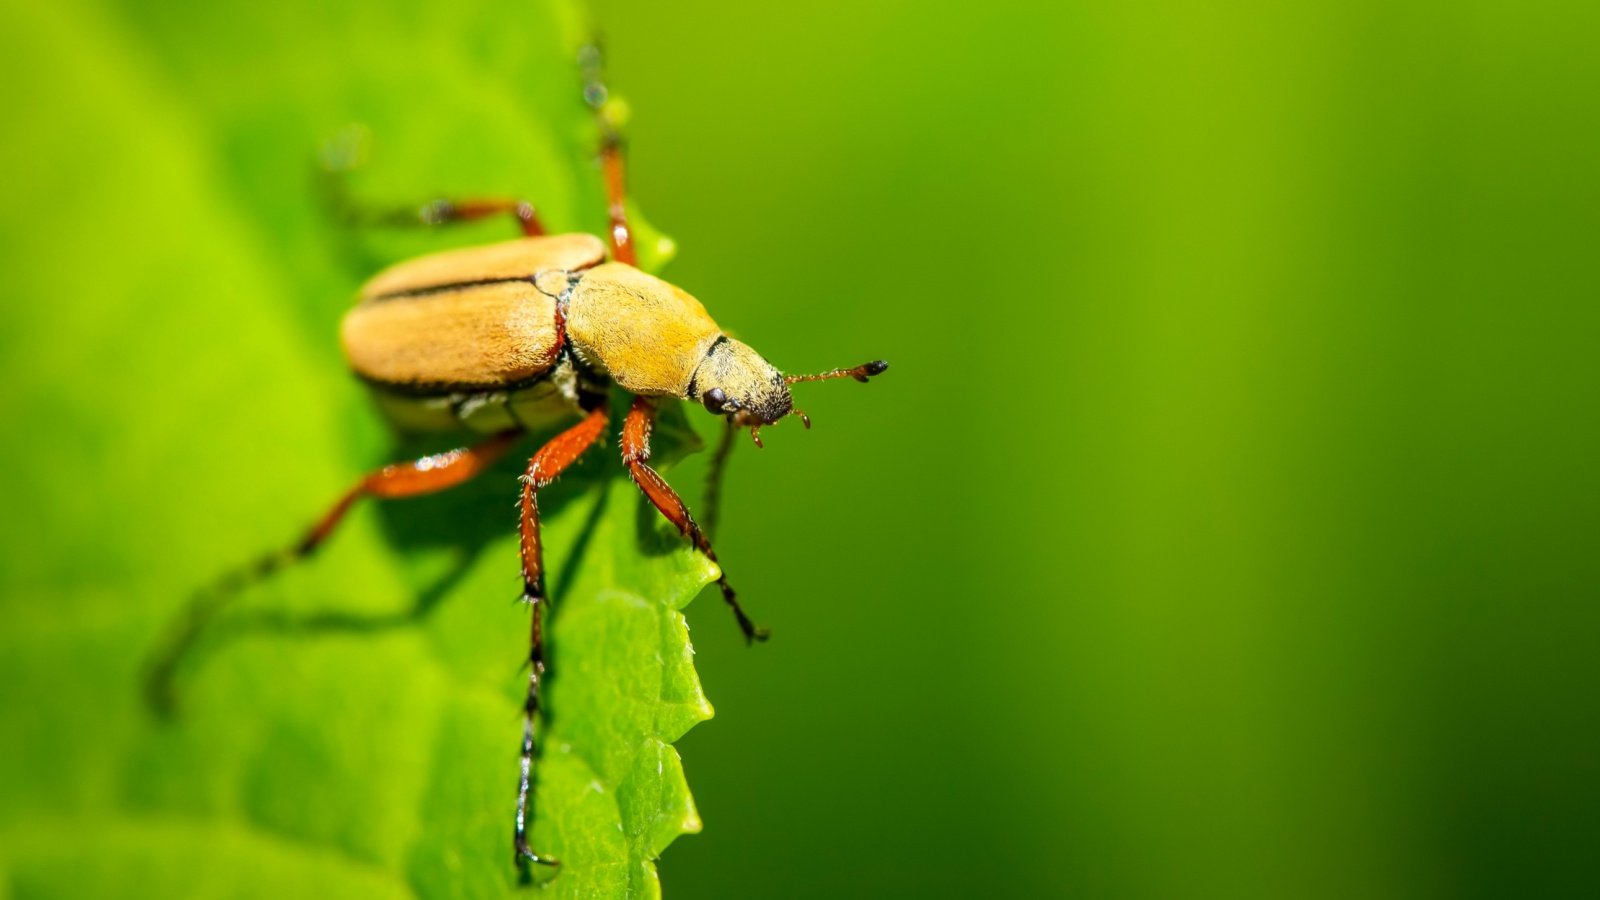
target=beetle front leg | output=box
[513,403,610,873]
[622,396,769,643]
[146,429,525,716]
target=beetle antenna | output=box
[784,359,889,385]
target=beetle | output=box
[147,48,887,875]
[337,164,886,874]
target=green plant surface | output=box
[0,0,718,897]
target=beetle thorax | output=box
[565,263,723,396]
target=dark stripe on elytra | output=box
[363,256,603,303]
[363,275,536,303]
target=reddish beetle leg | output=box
[300,429,525,555]
[145,429,525,716]
[513,402,610,871]
[623,396,769,643]
[322,164,546,237]
[412,197,546,237]
[599,138,634,265]
[582,40,635,266]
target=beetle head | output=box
[691,341,889,448]
[691,338,792,427]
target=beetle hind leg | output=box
[145,429,525,717]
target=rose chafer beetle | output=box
[148,47,886,875]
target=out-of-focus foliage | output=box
[4,0,1600,898]
[0,0,720,897]
[594,1,1600,899]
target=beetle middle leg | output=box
[317,128,546,236]
[146,429,525,716]
[622,396,769,643]
[336,193,546,237]
[514,402,610,872]
[578,40,637,266]
[597,135,635,265]
[409,197,545,236]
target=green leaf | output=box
[0,0,716,896]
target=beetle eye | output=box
[702,387,728,413]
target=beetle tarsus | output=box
[740,614,773,645]
[514,837,560,876]
[714,578,770,644]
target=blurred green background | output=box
[3,0,1598,897]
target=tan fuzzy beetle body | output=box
[331,206,881,872]
[341,233,790,434]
